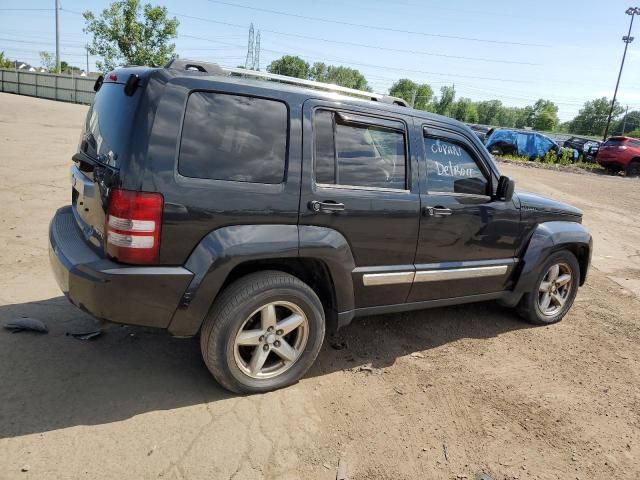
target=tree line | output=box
[267,55,638,137]
[2,0,638,139]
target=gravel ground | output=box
[0,93,639,480]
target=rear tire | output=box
[626,160,640,177]
[517,251,580,325]
[200,271,325,394]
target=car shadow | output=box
[0,296,530,439]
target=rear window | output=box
[178,92,288,184]
[604,138,626,147]
[81,83,141,167]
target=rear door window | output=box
[178,92,288,184]
[313,110,407,190]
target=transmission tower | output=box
[254,30,261,71]
[244,23,254,70]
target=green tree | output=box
[451,97,477,122]
[613,110,640,135]
[388,78,433,110]
[83,0,179,71]
[266,55,309,78]
[0,51,13,69]
[433,85,456,116]
[60,61,82,74]
[310,62,369,90]
[528,99,559,131]
[626,128,640,139]
[569,97,624,136]
[476,100,503,125]
[39,51,57,71]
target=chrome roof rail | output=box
[165,59,408,107]
[222,67,408,107]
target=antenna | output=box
[244,23,254,70]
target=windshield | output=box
[79,83,141,167]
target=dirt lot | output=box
[1,93,639,480]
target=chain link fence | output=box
[0,69,95,105]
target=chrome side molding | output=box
[362,271,415,286]
[414,265,508,283]
[362,264,509,286]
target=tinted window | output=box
[179,92,287,184]
[314,110,406,190]
[604,138,626,147]
[82,83,141,167]
[425,138,488,195]
[629,139,640,148]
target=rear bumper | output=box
[49,206,193,329]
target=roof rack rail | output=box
[165,58,225,75]
[222,67,408,107]
[164,58,408,107]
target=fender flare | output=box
[501,221,592,307]
[167,224,355,336]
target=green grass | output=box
[498,153,604,172]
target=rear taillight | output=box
[105,188,163,264]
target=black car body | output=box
[49,61,592,393]
[563,136,600,162]
[467,123,492,142]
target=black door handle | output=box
[423,206,452,217]
[309,200,345,213]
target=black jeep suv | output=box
[49,60,592,393]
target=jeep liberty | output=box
[49,60,592,393]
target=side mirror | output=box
[496,175,515,202]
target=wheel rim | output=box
[537,262,573,317]
[233,301,309,379]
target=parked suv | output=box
[596,136,640,176]
[49,60,592,393]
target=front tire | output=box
[200,271,325,394]
[517,251,580,325]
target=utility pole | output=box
[622,105,629,134]
[86,45,89,74]
[411,88,417,108]
[55,0,60,74]
[603,7,639,141]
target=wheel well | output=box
[220,258,338,330]
[563,244,589,286]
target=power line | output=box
[179,33,535,84]
[0,8,55,11]
[172,12,540,66]
[204,0,550,47]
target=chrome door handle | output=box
[424,206,452,217]
[309,200,345,213]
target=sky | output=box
[1,0,639,121]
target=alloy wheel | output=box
[538,262,573,317]
[233,301,309,379]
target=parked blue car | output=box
[485,129,577,160]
